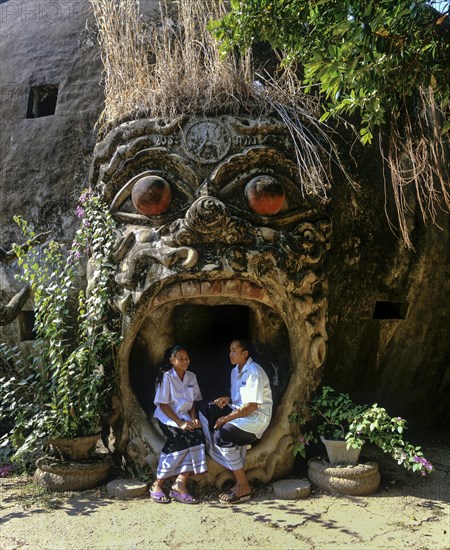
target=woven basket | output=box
[308,458,380,496]
[34,456,110,492]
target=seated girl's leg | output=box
[214,423,256,447]
[213,424,256,501]
[198,401,232,432]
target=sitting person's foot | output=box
[172,481,188,495]
[150,482,170,504]
[218,488,251,503]
[170,480,198,504]
[219,482,251,501]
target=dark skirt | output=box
[157,421,207,479]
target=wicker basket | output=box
[308,457,380,496]
[34,456,110,492]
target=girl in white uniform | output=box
[150,345,207,504]
[199,339,273,503]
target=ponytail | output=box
[154,344,185,387]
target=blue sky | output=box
[429,1,449,12]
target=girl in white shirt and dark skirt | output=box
[199,339,273,503]
[150,345,207,504]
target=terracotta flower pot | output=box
[48,434,101,461]
[320,436,363,465]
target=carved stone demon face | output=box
[89,114,331,485]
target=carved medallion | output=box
[182,120,231,163]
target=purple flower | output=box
[413,455,433,472]
[0,465,12,478]
[82,219,90,227]
[76,206,85,218]
[79,192,90,204]
[67,249,82,265]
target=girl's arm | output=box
[159,403,196,431]
[189,403,200,429]
[214,402,258,429]
[213,396,231,408]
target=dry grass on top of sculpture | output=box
[88,1,448,245]
[89,0,353,200]
[90,0,254,128]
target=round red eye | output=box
[245,176,285,215]
[131,176,172,215]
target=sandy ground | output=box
[1,431,449,550]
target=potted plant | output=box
[289,386,433,475]
[0,191,121,474]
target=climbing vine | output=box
[0,192,121,467]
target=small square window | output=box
[372,301,409,320]
[26,84,59,118]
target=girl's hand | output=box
[214,396,231,409]
[190,418,200,429]
[214,416,229,430]
[179,420,197,431]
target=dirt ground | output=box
[1,430,449,550]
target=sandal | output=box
[150,490,170,504]
[169,489,199,504]
[219,490,251,504]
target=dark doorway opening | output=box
[173,304,249,400]
[129,301,290,418]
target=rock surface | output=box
[107,479,149,499]
[272,479,311,500]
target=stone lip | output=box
[271,479,311,500]
[107,479,149,499]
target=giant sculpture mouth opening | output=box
[129,296,291,421]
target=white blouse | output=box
[228,358,273,439]
[154,368,202,428]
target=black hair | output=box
[155,344,187,387]
[232,339,253,354]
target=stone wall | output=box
[326,140,450,425]
[0,0,103,342]
[0,0,448,427]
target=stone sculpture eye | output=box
[131,175,172,215]
[244,175,285,215]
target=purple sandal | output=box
[150,490,170,504]
[169,489,199,504]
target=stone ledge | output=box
[107,479,149,499]
[271,479,311,500]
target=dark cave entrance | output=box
[129,302,290,418]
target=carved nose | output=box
[185,196,227,232]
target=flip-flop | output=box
[150,490,170,504]
[169,489,199,504]
[219,491,251,504]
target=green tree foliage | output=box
[214,0,450,142]
[212,1,450,247]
